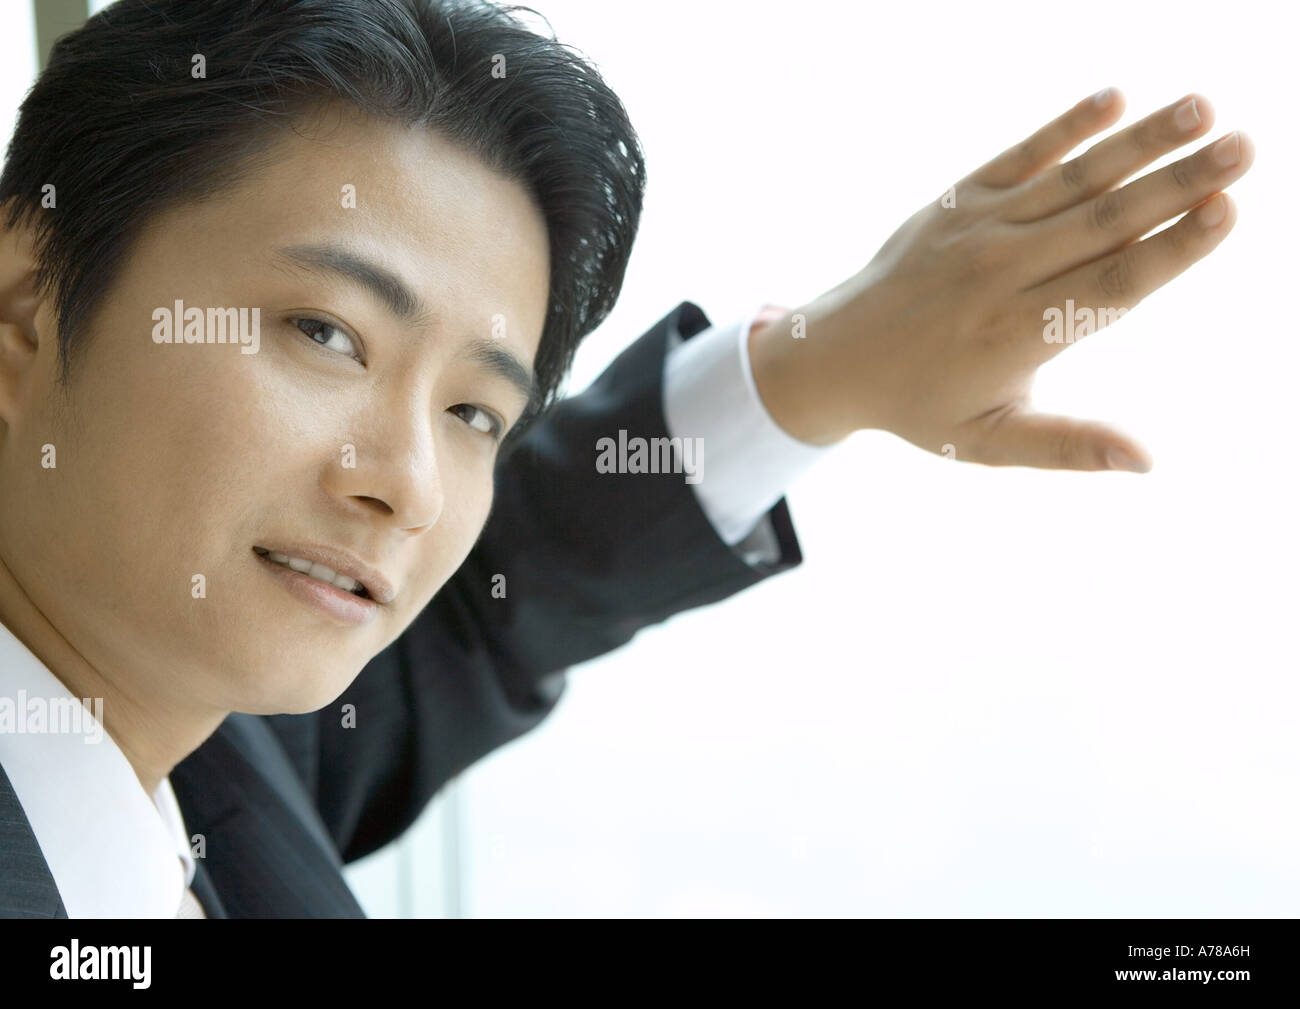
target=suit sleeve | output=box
[269,301,805,861]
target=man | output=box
[0,0,1252,916]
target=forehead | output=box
[150,102,551,368]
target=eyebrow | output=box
[273,243,537,407]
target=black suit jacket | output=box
[0,302,803,917]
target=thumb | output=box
[974,410,1152,472]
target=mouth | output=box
[253,546,372,599]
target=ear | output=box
[0,210,46,425]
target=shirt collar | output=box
[0,618,193,916]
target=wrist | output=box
[747,307,857,446]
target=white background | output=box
[12,0,1294,916]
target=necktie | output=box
[176,886,207,919]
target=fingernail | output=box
[1174,98,1200,131]
[1107,448,1149,472]
[1213,131,1240,167]
[1196,195,1226,228]
[1091,87,1115,107]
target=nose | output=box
[323,408,445,533]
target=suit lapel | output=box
[187,857,227,918]
[171,714,365,917]
[0,759,67,918]
[3,713,363,918]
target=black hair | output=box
[0,0,646,449]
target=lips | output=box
[255,547,367,596]
[251,544,396,604]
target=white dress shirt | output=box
[0,619,195,917]
[0,305,833,916]
[664,303,833,562]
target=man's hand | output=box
[748,88,1254,471]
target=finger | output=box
[1021,130,1253,286]
[965,87,1125,190]
[1022,191,1238,366]
[970,407,1152,472]
[1002,93,1216,223]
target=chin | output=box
[226,658,366,716]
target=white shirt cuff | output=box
[662,304,834,552]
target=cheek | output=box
[113,354,284,537]
[64,352,280,600]
[0,342,289,687]
[390,484,494,636]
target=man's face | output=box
[0,104,549,714]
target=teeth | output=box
[259,549,364,595]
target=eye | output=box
[449,403,504,441]
[291,317,362,361]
